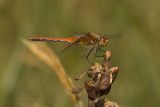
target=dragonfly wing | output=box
[59,37,81,54]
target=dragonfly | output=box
[29,32,109,63]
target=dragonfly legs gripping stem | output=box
[86,47,94,64]
[95,47,105,59]
[83,47,106,63]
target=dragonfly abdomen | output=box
[29,36,80,43]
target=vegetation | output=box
[0,0,160,107]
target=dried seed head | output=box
[109,66,119,84]
[90,63,102,72]
[104,101,119,107]
[109,66,119,73]
[85,81,97,100]
[98,74,111,90]
[104,51,112,59]
[88,63,103,78]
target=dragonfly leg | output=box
[98,47,105,52]
[86,47,94,64]
[95,47,105,59]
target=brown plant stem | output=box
[22,40,82,107]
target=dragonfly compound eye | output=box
[99,36,109,47]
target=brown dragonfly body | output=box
[29,32,109,63]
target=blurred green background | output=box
[0,0,160,107]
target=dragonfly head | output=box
[98,36,109,47]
